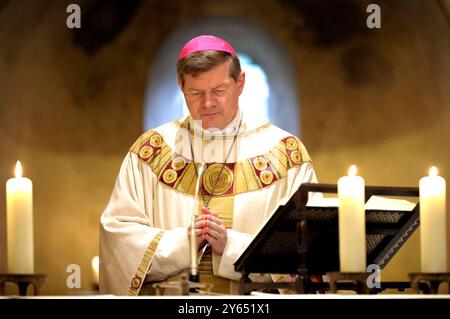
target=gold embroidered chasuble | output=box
[100,112,318,295]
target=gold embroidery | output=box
[152,144,173,177]
[130,130,155,153]
[290,150,302,165]
[237,159,262,192]
[150,135,162,148]
[171,156,186,171]
[267,144,288,178]
[157,144,172,170]
[285,137,298,151]
[174,163,197,194]
[253,156,267,171]
[198,195,234,228]
[162,169,177,184]
[128,231,164,296]
[260,170,274,185]
[203,164,234,196]
[131,277,141,289]
[139,146,153,160]
[130,131,171,178]
[130,129,311,196]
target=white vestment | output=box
[100,109,318,295]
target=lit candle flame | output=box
[348,164,357,176]
[15,161,23,178]
[429,166,438,176]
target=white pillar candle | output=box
[419,166,447,273]
[338,165,366,272]
[6,161,34,274]
[91,256,100,286]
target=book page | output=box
[306,195,416,211]
[365,195,416,211]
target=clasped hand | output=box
[187,207,228,255]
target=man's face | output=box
[180,61,245,130]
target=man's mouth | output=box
[202,112,221,116]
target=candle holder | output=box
[152,272,213,295]
[0,274,47,296]
[326,272,371,294]
[409,273,450,294]
[91,282,99,293]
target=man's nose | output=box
[202,92,214,108]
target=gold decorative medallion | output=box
[203,164,234,196]
[253,156,268,171]
[139,146,154,160]
[150,135,162,148]
[290,150,302,164]
[171,157,186,171]
[162,169,177,184]
[131,277,141,289]
[260,170,274,185]
[285,137,298,151]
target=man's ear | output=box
[238,71,245,95]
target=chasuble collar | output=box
[130,129,311,196]
[178,106,269,140]
[186,106,243,139]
